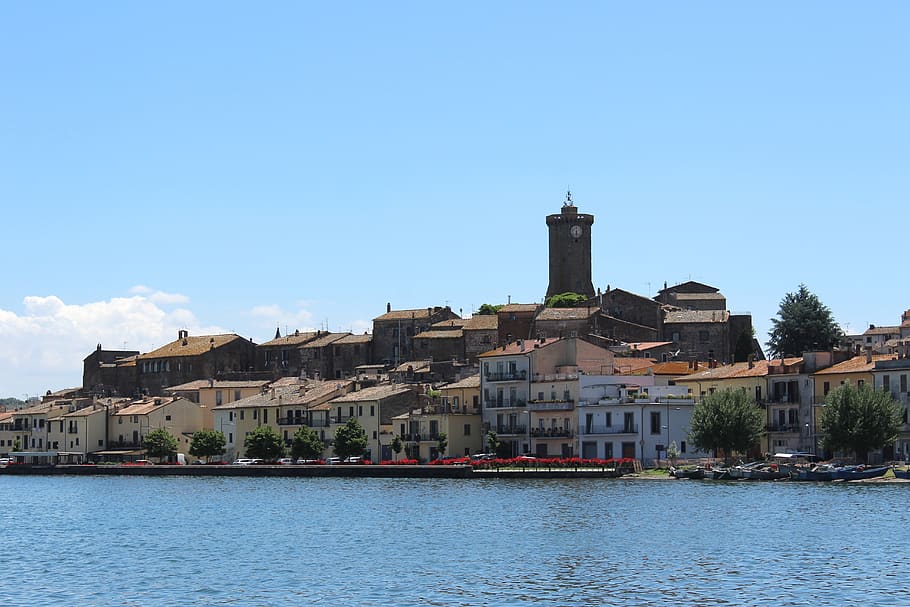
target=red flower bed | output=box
[379,459,419,465]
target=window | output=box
[229,433,233,443]
[358,406,363,416]
[858,380,865,388]
[823,381,830,396]
[349,406,354,418]
[118,417,122,425]
[240,410,245,420]
[464,424,471,436]
[681,441,686,453]
[370,405,375,416]
[229,411,234,422]
[883,375,891,391]
[650,411,661,434]
[215,391,223,406]
[234,390,241,401]
[165,415,172,421]
[604,443,613,458]
[253,410,258,420]
[903,375,908,393]
[373,431,377,439]
[263,409,268,423]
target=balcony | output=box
[401,433,443,443]
[277,417,330,427]
[485,371,527,382]
[484,398,527,409]
[766,424,801,433]
[494,425,527,436]
[530,428,573,438]
[527,400,574,411]
[579,424,639,435]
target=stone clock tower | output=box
[546,192,595,299]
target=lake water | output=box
[1,475,908,606]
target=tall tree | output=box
[477,303,502,315]
[819,383,902,464]
[189,430,226,463]
[290,426,325,461]
[333,418,368,460]
[144,428,178,462]
[436,432,448,458]
[391,435,403,460]
[688,388,764,464]
[243,425,285,461]
[767,284,843,358]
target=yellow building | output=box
[110,396,204,461]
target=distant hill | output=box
[0,397,27,410]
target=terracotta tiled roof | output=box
[650,361,701,376]
[168,379,270,391]
[330,384,412,403]
[413,330,463,340]
[139,334,250,359]
[334,333,372,345]
[114,397,181,416]
[673,292,725,301]
[440,374,481,390]
[432,319,468,330]
[463,315,498,331]
[663,310,730,324]
[374,307,456,322]
[300,333,349,348]
[628,342,673,351]
[677,358,803,381]
[813,354,896,375]
[478,338,561,357]
[393,360,432,373]
[258,331,319,347]
[536,307,598,321]
[213,380,356,410]
[498,304,540,313]
[863,325,900,336]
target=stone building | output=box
[331,333,373,379]
[82,345,140,397]
[298,332,349,380]
[136,331,258,396]
[256,330,319,376]
[371,304,460,366]
[496,303,541,344]
[546,193,595,299]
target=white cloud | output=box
[0,293,224,398]
[128,285,190,305]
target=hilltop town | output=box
[3,197,909,466]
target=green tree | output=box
[436,432,448,458]
[667,440,679,466]
[391,435,403,460]
[486,430,500,455]
[243,425,285,461]
[545,292,587,308]
[767,284,843,358]
[333,418,368,460]
[477,303,502,315]
[189,429,226,462]
[144,428,178,462]
[688,388,764,464]
[819,383,902,464]
[290,426,325,461]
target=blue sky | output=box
[2,2,908,398]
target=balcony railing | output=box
[494,425,527,435]
[527,400,574,411]
[277,417,330,427]
[766,424,801,433]
[579,424,639,435]
[530,428,573,438]
[485,371,527,382]
[484,398,527,409]
[401,433,443,443]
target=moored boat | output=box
[833,465,890,481]
[893,467,910,480]
[670,466,706,480]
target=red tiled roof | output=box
[139,334,250,359]
[813,354,896,375]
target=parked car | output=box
[343,456,363,464]
[232,458,254,465]
[277,458,294,465]
[296,458,319,464]
[325,457,341,465]
[0,458,11,466]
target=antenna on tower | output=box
[565,187,572,205]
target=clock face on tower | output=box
[570,225,582,238]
